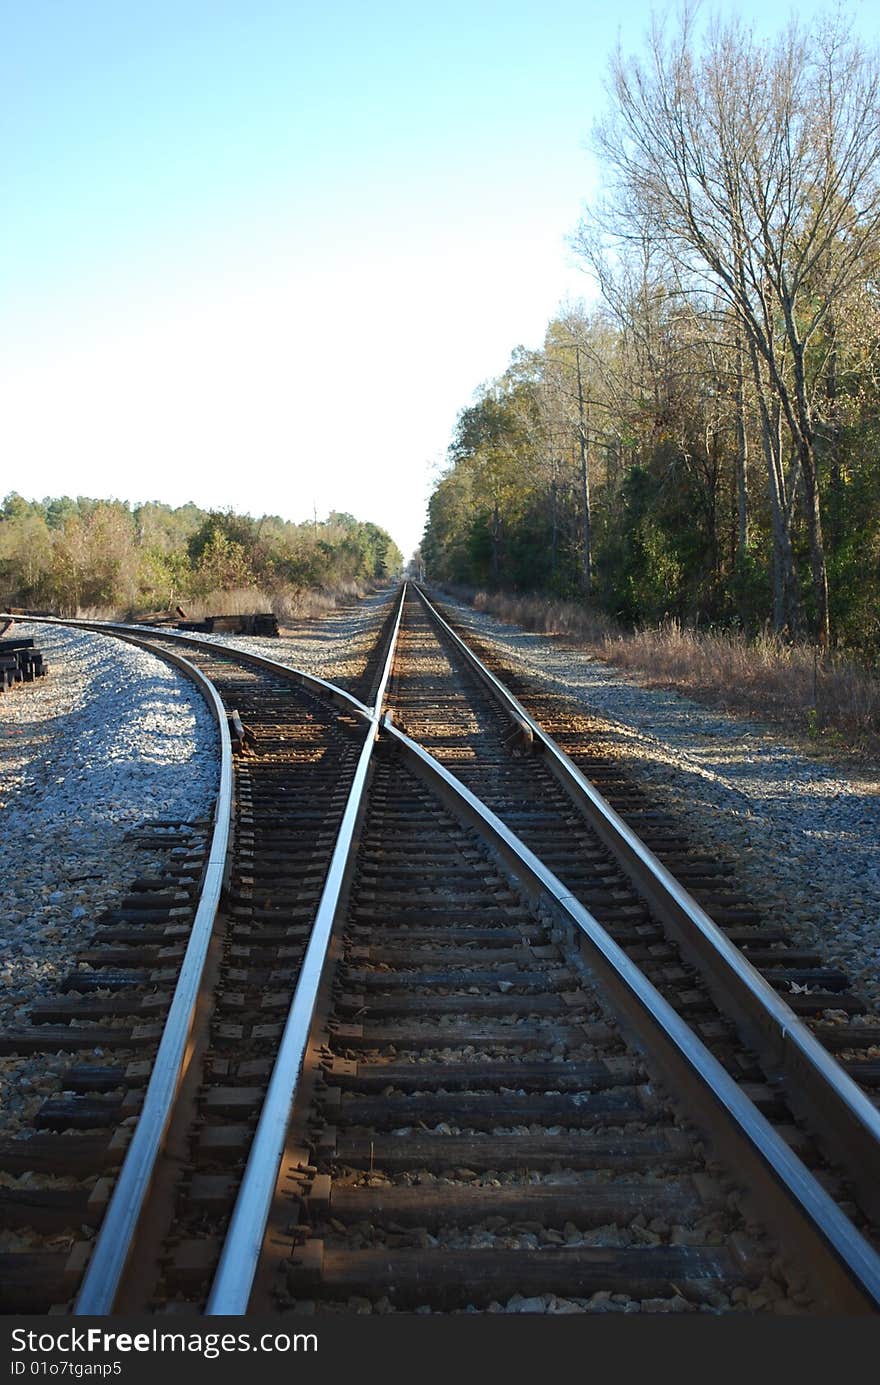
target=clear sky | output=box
[2,1,874,559]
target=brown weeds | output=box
[469,590,880,750]
[95,580,376,627]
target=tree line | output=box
[422,9,880,660]
[0,494,402,615]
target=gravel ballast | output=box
[432,591,880,1016]
[0,593,397,1138]
[0,623,220,1131]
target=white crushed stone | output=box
[434,592,880,1015]
[0,623,219,1128]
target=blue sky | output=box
[2,1,875,558]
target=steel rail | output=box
[67,639,234,1314]
[411,586,880,1224]
[204,585,407,1314]
[16,596,879,1310]
[369,581,406,719]
[1,613,374,721]
[0,607,398,1314]
[382,718,880,1313]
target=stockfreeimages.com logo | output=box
[11,1329,317,1365]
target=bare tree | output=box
[581,6,880,642]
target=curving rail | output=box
[0,602,393,1314]
[69,643,233,1314]
[4,612,375,719]
[5,591,880,1314]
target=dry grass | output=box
[180,587,272,619]
[131,580,376,626]
[467,589,880,751]
[76,604,124,622]
[270,580,370,623]
[472,590,617,644]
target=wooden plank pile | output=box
[0,638,49,693]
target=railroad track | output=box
[0,614,393,1313]
[400,591,880,1188]
[1,590,878,1316]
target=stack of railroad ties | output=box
[175,612,279,637]
[142,608,280,637]
[0,636,48,692]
